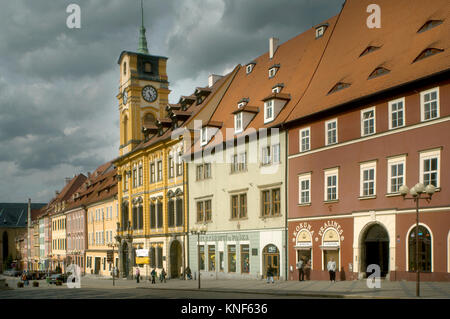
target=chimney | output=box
[208,74,223,88]
[269,37,279,59]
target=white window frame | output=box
[299,127,310,152]
[419,148,440,188]
[272,86,282,93]
[264,100,274,123]
[201,127,208,145]
[234,113,243,133]
[420,87,439,122]
[261,146,271,166]
[298,173,311,204]
[360,161,377,197]
[315,26,325,38]
[387,155,406,194]
[388,97,406,130]
[361,106,376,136]
[246,64,254,74]
[269,68,277,78]
[272,144,280,164]
[325,119,338,145]
[324,168,339,201]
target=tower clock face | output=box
[123,89,128,105]
[142,85,158,102]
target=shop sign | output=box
[292,222,314,242]
[318,220,344,237]
[322,241,339,247]
[201,234,249,242]
[295,242,312,248]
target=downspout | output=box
[284,129,288,281]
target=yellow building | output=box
[50,213,67,271]
[113,10,237,279]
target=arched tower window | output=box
[122,115,128,143]
[143,113,156,127]
[408,225,432,272]
[123,62,127,76]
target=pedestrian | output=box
[266,265,274,284]
[305,259,311,280]
[151,268,156,284]
[136,268,140,283]
[185,266,192,280]
[160,268,166,283]
[296,256,305,281]
[327,257,337,282]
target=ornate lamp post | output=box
[399,183,435,297]
[190,224,207,289]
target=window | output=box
[196,163,211,180]
[201,127,208,145]
[272,86,282,93]
[239,152,247,171]
[298,173,311,204]
[413,48,444,63]
[204,163,211,179]
[272,144,280,163]
[420,149,440,188]
[420,87,439,122]
[359,45,380,57]
[150,202,156,229]
[234,113,243,133]
[157,246,163,268]
[144,62,152,73]
[208,246,216,271]
[361,107,376,136]
[368,67,390,79]
[261,146,271,165]
[168,199,175,227]
[268,68,277,78]
[328,82,350,94]
[123,62,127,75]
[232,153,246,172]
[157,201,163,228]
[132,167,137,188]
[197,201,204,223]
[408,225,432,272]
[231,193,247,219]
[157,160,163,181]
[324,168,338,201]
[241,245,250,273]
[325,119,337,145]
[228,245,236,273]
[299,128,310,152]
[315,26,326,38]
[261,188,281,217]
[138,164,143,186]
[264,100,274,123]
[176,198,183,226]
[176,152,183,176]
[418,20,443,33]
[196,164,204,181]
[387,156,406,193]
[124,173,129,191]
[246,64,254,74]
[150,163,156,183]
[150,247,156,268]
[389,98,405,129]
[360,162,377,197]
[168,156,174,178]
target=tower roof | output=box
[137,0,149,54]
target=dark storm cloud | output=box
[0,0,342,202]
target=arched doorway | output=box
[361,224,389,277]
[122,241,129,278]
[2,231,8,262]
[262,244,279,279]
[170,240,182,278]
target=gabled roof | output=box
[285,0,450,123]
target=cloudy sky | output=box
[0,0,343,203]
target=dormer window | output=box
[413,48,444,63]
[418,20,443,33]
[201,127,207,146]
[272,84,284,93]
[246,63,255,74]
[234,112,243,133]
[264,100,274,123]
[238,102,246,109]
[359,45,381,57]
[268,65,279,78]
[328,82,351,95]
[315,24,328,39]
[368,67,390,79]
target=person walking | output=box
[305,259,311,280]
[160,268,167,283]
[185,266,192,280]
[327,257,336,282]
[151,268,156,284]
[266,265,274,284]
[136,268,140,283]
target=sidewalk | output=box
[2,274,449,298]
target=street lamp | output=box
[107,242,119,286]
[190,224,207,289]
[399,182,435,297]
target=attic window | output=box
[201,127,207,146]
[368,67,390,79]
[272,84,284,93]
[246,64,255,74]
[328,82,350,95]
[234,112,243,133]
[413,48,444,63]
[238,102,246,109]
[269,65,279,78]
[418,20,443,33]
[315,25,327,39]
[359,46,380,57]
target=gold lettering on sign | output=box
[318,220,344,238]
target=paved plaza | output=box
[1,274,449,299]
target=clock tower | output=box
[117,0,170,156]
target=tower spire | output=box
[138,0,149,54]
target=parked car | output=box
[48,274,68,284]
[3,269,21,277]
